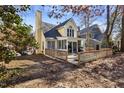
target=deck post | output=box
[66,40,68,52]
[66,51,68,62]
[77,40,78,53]
[72,42,73,53]
[78,52,80,65]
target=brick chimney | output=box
[35,10,44,54]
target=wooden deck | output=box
[45,48,113,66]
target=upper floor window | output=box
[67,29,70,37]
[67,26,74,37]
[72,30,74,37]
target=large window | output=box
[67,27,74,37]
[58,40,61,49]
[67,29,70,37]
[47,41,55,49]
[57,40,66,49]
[72,30,74,37]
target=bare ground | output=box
[5,53,124,88]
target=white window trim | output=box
[67,28,74,37]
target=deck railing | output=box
[45,49,68,61]
[45,48,112,65]
[78,48,112,64]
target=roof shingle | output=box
[44,18,71,38]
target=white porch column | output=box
[84,39,86,52]
[60,40,62,49]
[77,40,78,53]
[55,40,57,49]
[72,42,73,53]
[66,40,68,51]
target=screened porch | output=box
[46,37,85,54]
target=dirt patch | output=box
[2,54,124,88]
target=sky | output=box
[19,5,107,32]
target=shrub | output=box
[0,66,22,87]
[0,44,16,64]
[0,65,22,87]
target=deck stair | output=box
[67,54,78,65]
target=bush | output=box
[112,45,119,54]
[101,39,113,48]
[0,64,6,72]
[0,44,16,64]
[0,66,22,87]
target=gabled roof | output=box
[80,24,102,34]
[42,22,55,33]
[44,18,72,38]
[80,24,104,41]
[57,18,71,27]
[44,29,62,38]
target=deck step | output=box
[68,55,77,59]
[67,54,78,65]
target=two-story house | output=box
[35,11,101,54]
[44,18,86,53]
[35,11,86,54]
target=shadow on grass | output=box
[5,53,124,88]
[5,54,79,87]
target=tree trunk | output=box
[108,6,118,36]
[106,35,110,47]
[104,5,110,34]
[104,5,118,47]
[104,5,110,47]
[121,6,124,52]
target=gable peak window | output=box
[67,26,74,37]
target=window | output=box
[57,40,66,49]
[69,29,72,37]
[67,28,74,37]
[47,41,55,49]
[58,40,61,49]
[47,41,50,49]
[62,40,66,49]
[63,40,66,49]
[72,30,74,37]
[51,41,55,49]
[67,29,70,36]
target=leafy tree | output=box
[45,5,119,48]
[0,44,16,64]
[46,5,104,27]
[12,24,38,54]
[0,5,38,64]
